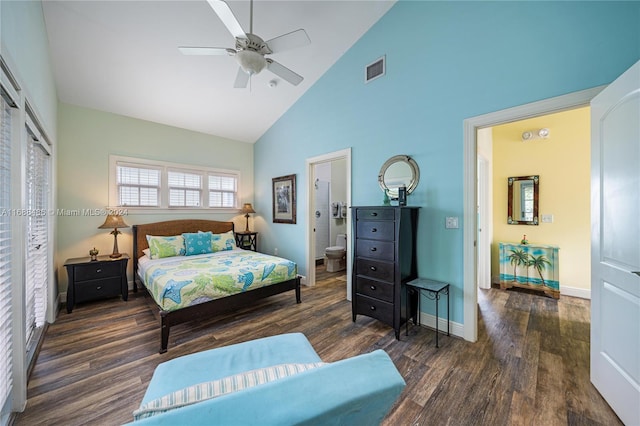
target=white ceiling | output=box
[42,0,395,143]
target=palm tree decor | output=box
[528,254,551,286]
[507,249,528,282]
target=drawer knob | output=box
[370,212,378,217]
[371,228,377,232]
[370,266,377,271]
[370,305,376,311]
[96,269,102,273]
[370,285,376,291]
[96,286,102,290]
[370,247,377,252]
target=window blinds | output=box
[168,170,202,207]
[117,164,160,207]
[208,174,237,208]
[24,128,50,348]
[0,84,14,415]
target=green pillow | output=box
[212,231,236,252]
[146,235,186,259]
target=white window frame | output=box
[109,155,241,212]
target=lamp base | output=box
[109,252,122,259]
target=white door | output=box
[590,60,640,426]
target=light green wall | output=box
[0,0,57,135]
[56,103,254,292]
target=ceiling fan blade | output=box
[233,67,250,88]
[266,59,303,86]
[266,29,310,54]
[207,0,247,40]
[178,47,235,56]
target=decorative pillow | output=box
[183,232,213,256]
[211,231,236,252]
[142,248,151,258]
[133,362,326,420]
[146,235,185,259]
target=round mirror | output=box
[378,155,420,196]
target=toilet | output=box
[325,234,347,272]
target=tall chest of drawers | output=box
[351,206,419,338]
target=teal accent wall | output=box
[254,1,640,324]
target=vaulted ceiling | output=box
[42,1,395,143]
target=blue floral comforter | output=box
[140,250,297,311]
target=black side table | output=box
[406,278,450,347]
[64,254,129,313]
[235,231,258,251]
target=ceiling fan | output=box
[179,0,311,88]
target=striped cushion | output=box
[133,362,326,420]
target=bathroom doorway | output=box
[305,149,351,299]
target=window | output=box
[208,173,237,208]
[110,156,239,210]
[168,170,202,207]
[0,82,15,417]
[24,117,51,350]
[117,164,161,207]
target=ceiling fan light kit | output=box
[180,0,310,88]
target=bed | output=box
[133,219,301,353]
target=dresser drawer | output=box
[356,277,394,303]
[356,239,394,261]
[355,258,394,282]
[75,277,122,302]
[356,220,395,241]
[74,262,122,281]
[355,294,393,326]
[356,208,395,221]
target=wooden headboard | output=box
[132,219,234,273]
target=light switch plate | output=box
[541,214,554,223]
[445,216,459,229]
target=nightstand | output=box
[235,231,258,251]
[64,254,129,313]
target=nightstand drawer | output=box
[355,294,393,326]
[356,277,394,303]
[75,277,122,302]
[74,262,121,281]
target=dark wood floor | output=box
[13,267,621,425]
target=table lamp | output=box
[98,214,129,258]
[241,203,255,232]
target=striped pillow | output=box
[133,362,326,420]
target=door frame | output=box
[462,86,605,342]
[305,148,351,298]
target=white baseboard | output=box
[414,312,464,339]
[561,285,591,299]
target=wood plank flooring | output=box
[13,268,621,425]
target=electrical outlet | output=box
[445,216,459,229]
[274,248,278,255]
[542,214,554,223]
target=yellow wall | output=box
[491,107,591,293]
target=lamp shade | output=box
[241,203,256,214]
[98,214,129,229]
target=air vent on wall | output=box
[365,55,385,83]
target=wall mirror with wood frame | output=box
[508,175,539,225]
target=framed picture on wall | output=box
[272,174,296,224]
